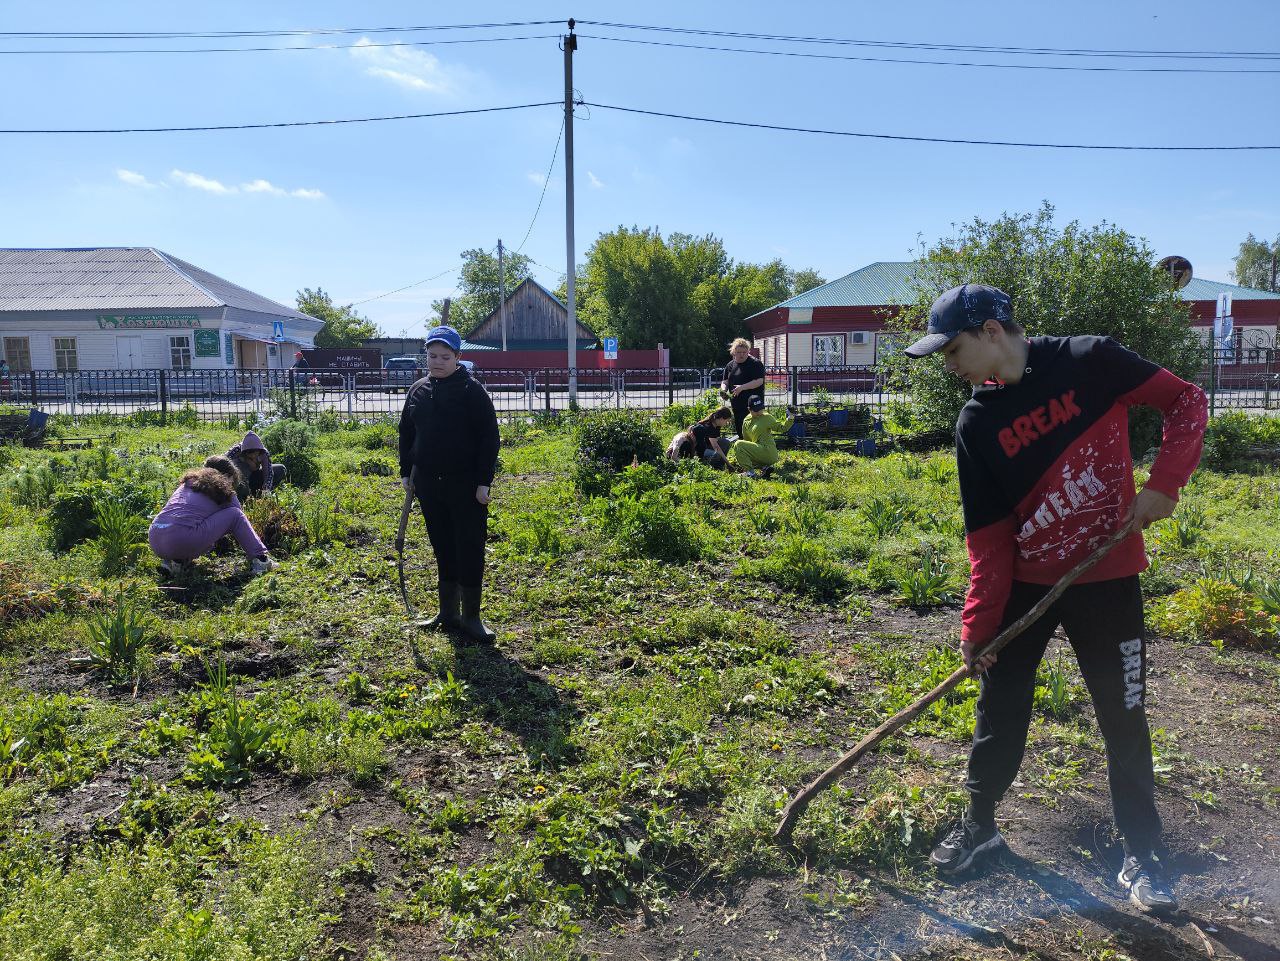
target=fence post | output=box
[159,370,168,425]
[29,371,37,405]
[1207,343,1217,418]
[288,368,298,419]
[544,370,551,412]
[667,368,674,408]
[791,367,799,407]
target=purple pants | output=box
[149,506,266,561]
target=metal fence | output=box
[0,347,1274,425]
[0,364,904,424]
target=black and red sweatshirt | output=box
[957,335,1207,644]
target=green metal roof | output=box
[1181,277,1280,301]
[747,262,922,319]
[748,261,1280,321]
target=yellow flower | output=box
[533,784,547,794]
[771,743,782,751]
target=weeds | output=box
[738,536,850,599]
[863,495,917,536]
[896,547,956,607]
[93,500,150,575]
[83,589,151,689]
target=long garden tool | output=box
[395,472,430,669]
[774,517,1139,843]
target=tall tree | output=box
[1231,233,1280,292]
[884,203,1203,442]
[429,247,534,335]
[790,268,827,296]
[296,288,379,347]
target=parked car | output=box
[382,356,422,392]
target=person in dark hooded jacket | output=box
[398,325,500,642]
[225,430,286,499]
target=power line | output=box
[0,20,564,39]
[585,101,1280,150]
[578,34,1280,74]
[576,21,1280,61]
[0,101,560,135]
[346,264,461,308]
[0,35,559,55]
[514,117,565,253]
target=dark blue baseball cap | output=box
[425,325,462,352]
[904,283,1014,358]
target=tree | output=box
[429,247,533,335]
[296,288,379,347]
[1231,233,1280,292]
[884,203,1204,442]
[790,268,826,297]
[577,228,802,366]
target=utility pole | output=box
[563,20,578,404]
[498,238,508,352]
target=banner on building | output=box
[97,314,201,330]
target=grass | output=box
[0,412,1277,958]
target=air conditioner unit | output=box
[850,331,868,345]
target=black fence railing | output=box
[0,347,1273,425]
[0,365,905,424]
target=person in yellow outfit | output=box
[730,394,795,476]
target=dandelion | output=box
[533,784,546,794]
[771,743,782,752]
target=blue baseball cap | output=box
[425,325,462,352]
[904,284,1014,358]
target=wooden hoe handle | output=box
[774,518,1139,843]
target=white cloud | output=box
[587,171,605,190]
[527,171,547,187]
[116,168,158,188]
[350,37,469,94]
[164,170,325,199]
[170,169,235,194]
[242,178,284,195]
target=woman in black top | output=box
[719,337,766,435]
[398,325,501,642]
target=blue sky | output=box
[2,0,1277,337]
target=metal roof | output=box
[0,247,317,321]
[748,260,1280,319]
[746,262,923,319]
[1181,276,1280,301]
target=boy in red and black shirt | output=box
[905,284,1207,914]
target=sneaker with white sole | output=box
[930,815,1005,874]
[159,558,188,578]
[1118,855,1177,914]
[249,555,276,575]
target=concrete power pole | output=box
[498,238,508,352]
[563,21,578,404]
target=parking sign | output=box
[603,336,618,360]
[272,320,285,341]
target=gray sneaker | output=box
[930,816,1005,874]
[1118,855,1178,914]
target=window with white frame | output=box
[812,334,844,367]
[53,337,78,372]
[3,336,31,372]
[169,335,193,369]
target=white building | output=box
[0,248,322,372]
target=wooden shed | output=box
[468,278,597,351]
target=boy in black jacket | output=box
[398,325,501,642]
[905,284,1207,914]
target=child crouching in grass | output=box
[149,455,276,578]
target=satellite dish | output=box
[1157,255,1193,290]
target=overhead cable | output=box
[585,101,1280,150]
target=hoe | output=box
[775,517,1139,843]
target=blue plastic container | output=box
[827,408,850,428]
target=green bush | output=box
[571,410,662,494]
[260,419,321,490]
[46,479,157,552]
[1202,412,1280,472]
[608,491,701,563]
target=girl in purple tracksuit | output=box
[149,456,275,577]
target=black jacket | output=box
[398,365,500,486]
